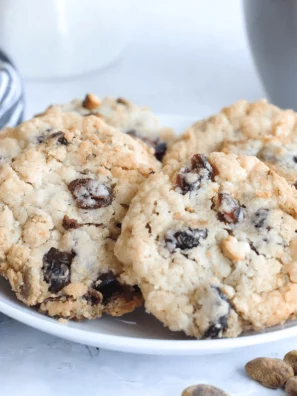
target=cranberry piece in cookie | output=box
[126,130,168,162]
[95,272,123,303]
[62,215,80,230]
[68,178,113,209]
[48,131,69,145]
[42,247,74,293]
[203,287,230,339]
[165,227,208,251]
[154,141,167,162]
[176,154,213,194]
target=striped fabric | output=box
[0,50,24,129]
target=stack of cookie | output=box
[2,96,297,340]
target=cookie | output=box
[43,93,174,161]
[0,113,160,320]
[164,99,297,185]
[0,110,158,167]
[115,152,297,338]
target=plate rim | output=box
[1,298,297,355]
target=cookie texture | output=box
[43,93,174,162]
[164,99,297,185]
[0,113,160,320]
[0,110,159,167]
[115,152,297,338]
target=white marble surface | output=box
[1,1,291,395]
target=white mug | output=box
[0,0,131,79]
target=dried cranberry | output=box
[36,135,45,144]
[142,137,167,162]
[58,136,68,145]
[133,285,141,293]
[133,133,153,147]
[204,316,228,339]
[116,97,129,105]
[36,128,52,144]
[62,215,80,230]
[253,209,269,228]
[48,131,69,145]
[176,154,213,194]
[126,129,138,137]
[191,154,213,173]
[95,272,123,303]
[165,227,208,251]
[154,141,167,161]
[249,242,260,255]
[84,290,102,306]
[68,178,112,209]
[203,288,230,339]
[62,215,104,229]
[42,247,75,293]
[126,130,167,162]
[218,193,244,224]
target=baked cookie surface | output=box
[43,94,174,162]
[0,110,159,166]
[0,113,160,320]
[115,152,297,338]
[164,100,297,184]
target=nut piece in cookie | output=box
[82,93,101,110]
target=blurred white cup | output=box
[0,0,131,79]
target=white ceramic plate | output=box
[1,113,297,355]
